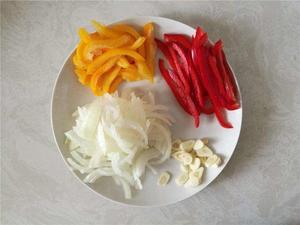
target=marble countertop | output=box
[1,1,300,225]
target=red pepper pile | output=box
[156,27,240,128]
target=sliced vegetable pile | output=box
[73,20,156,96]
[156,27,240,128]
[66,20,242,199]
[65,90,172,199]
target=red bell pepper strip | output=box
[171,42,189,75]
[159,59,199,127]
[164,34,191,50]
[158,59,189,114]
[169,69,200,127]
[208,54,226,99]
[185,94,200,127]
[222,50,238,101]
[196,45,233,128]
[226,102,240,111]
[200,96,214,114]
[212,40,237,105]
[155,38,176,69]
[168,45,191,94]
[186,52,205,108]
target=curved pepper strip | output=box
[102,66,121,92]
[158,59,189,113]
[78,28,91,44]
[130,37,146,50]
[208,55,226,100]
[143,22,156,77]
[171,43,189,76]
[186,52,205,108]
[168,45,190,94]
[212,40,238,105]
[87,49,145,74]
[117,56,130,68]
[195,45,232,128]
[110,24,140,39]
[164,34,191,49]
[73,54,87,70]
[75,69,91,86]
[83,34,132,61]
[109,76,123,93]
[138,44,146,58]
[136,61,152,81]
[90,57,119,93]
[155,39,176,69]
[76,41,87,62]
[222,50,238,102]
[91,20,120,38]
[120,66,139,81]
[159,59,199,127]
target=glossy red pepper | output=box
[212,40,237,104]
[158,59,189,113]
[168,45,190,94]
[159,59,199,127]
[195,45,233,128]
[155,38,176,69]
[222,50,238,102]
[171,42,189,75]
[208,54,226,99]
[186,52,205,108]
[164,34,191,49]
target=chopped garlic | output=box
[192,167,204,180]
[171,151,185,160]
[202,138,209,145]
[179,140,195,152]
[184,175,199,187]
[157,171,171,186]
[180,152,193,165]
[172,139,181,148]
[189,158,201,171]
[172,139,181,152]
[204,154,222,167]
[193,139,204,150]
[170,138,222,189]
[196,146,213,157]
[175,172,189,186]
[180,164,189,173]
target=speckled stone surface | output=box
[1,1,300,225]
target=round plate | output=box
[51,16,242,207]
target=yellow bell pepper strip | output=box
[109,76,123,93]
[90,32,103,40]
[87,48,145,74]
[76,41,88,62]
[91,20,121,38]
[103,66,121,92]
[130,37,146,50]
[78,28,91,44]
[73,54,87,70]
[143,22,156,76]
[120,65,139,81]
[83,34,132,61]
[117,56,130,68]
[110,24,140,39]
[136,61,152,81]
[90,56,119,92]
[138,44,146,58]
[75,69,90,85]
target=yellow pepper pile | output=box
[72,20,156,96]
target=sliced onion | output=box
[65,90,173,199]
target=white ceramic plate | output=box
[51,16,242,207]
